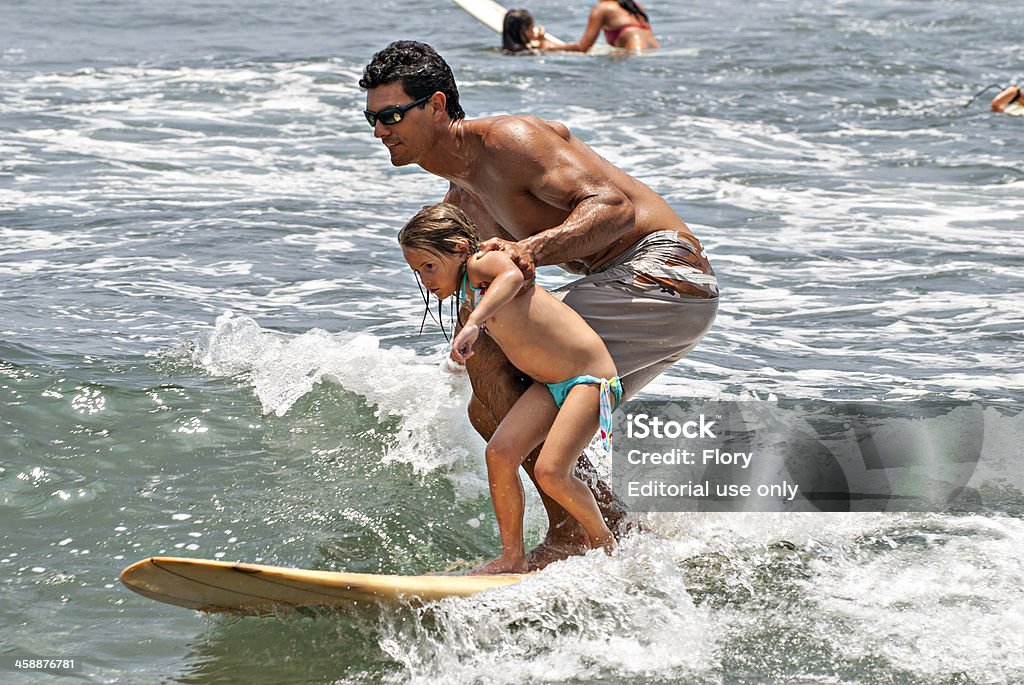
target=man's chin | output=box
[387,146,412,167]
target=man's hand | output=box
[480,238,536,288]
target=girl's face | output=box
[402,245,466,300]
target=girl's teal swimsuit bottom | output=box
[545,375,623,450]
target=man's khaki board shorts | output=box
[554,230,719,400]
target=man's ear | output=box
[430,91,448,117]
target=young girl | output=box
[399,203,621,575]
[501,9,556,54]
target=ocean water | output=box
[2,0,1023,683]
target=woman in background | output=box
[502,9,556,54]
[545,0,658,53]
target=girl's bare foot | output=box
[591,532,617,556]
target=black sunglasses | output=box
[363,95,431,127]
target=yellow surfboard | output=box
[120,556,528,615]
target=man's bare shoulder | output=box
[467,114,573,150]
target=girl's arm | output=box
[536,36,560,51]
[450,251,525,362]
[543,5,604,53]
[464,251,524,327]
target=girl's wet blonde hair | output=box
[398,202,481,340]
[398,203,480,256]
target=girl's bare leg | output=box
[533,384,616,553]
[463,331,628,567]
[470,383,558,575]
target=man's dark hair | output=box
[359,41,465,120]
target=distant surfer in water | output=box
[501,9,556,54]
[360,41,717,569]
[990,84,1024,114]
[544,0,659,53]
[399,203,620,574]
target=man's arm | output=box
[519,177,635,268]
[482,118,636,270]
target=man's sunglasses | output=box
[364,95,431,127]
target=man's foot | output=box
[469,555,528,575]
[524,523,590,570]
[524,540,587,571]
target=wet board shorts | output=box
[552,229,719,401]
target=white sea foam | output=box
[803,515,1024,681]
[376,537,718,684]
[370,510,1024,683]
[195,311,484,475]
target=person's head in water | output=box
[502,9,541,53]
[398,203,481,301]
[359,41,465,120]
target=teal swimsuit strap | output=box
[459,270,470,308]
[546,375,622,408]
[459,261,485,301]
[459,269,488,333]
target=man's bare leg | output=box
[463,332,629,569]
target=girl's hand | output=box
[451,323,480,362]
[532,24,547,45]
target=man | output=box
[360,41,718,568]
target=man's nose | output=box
[373,120,389,138]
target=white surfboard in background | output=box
[452,0,566,46]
